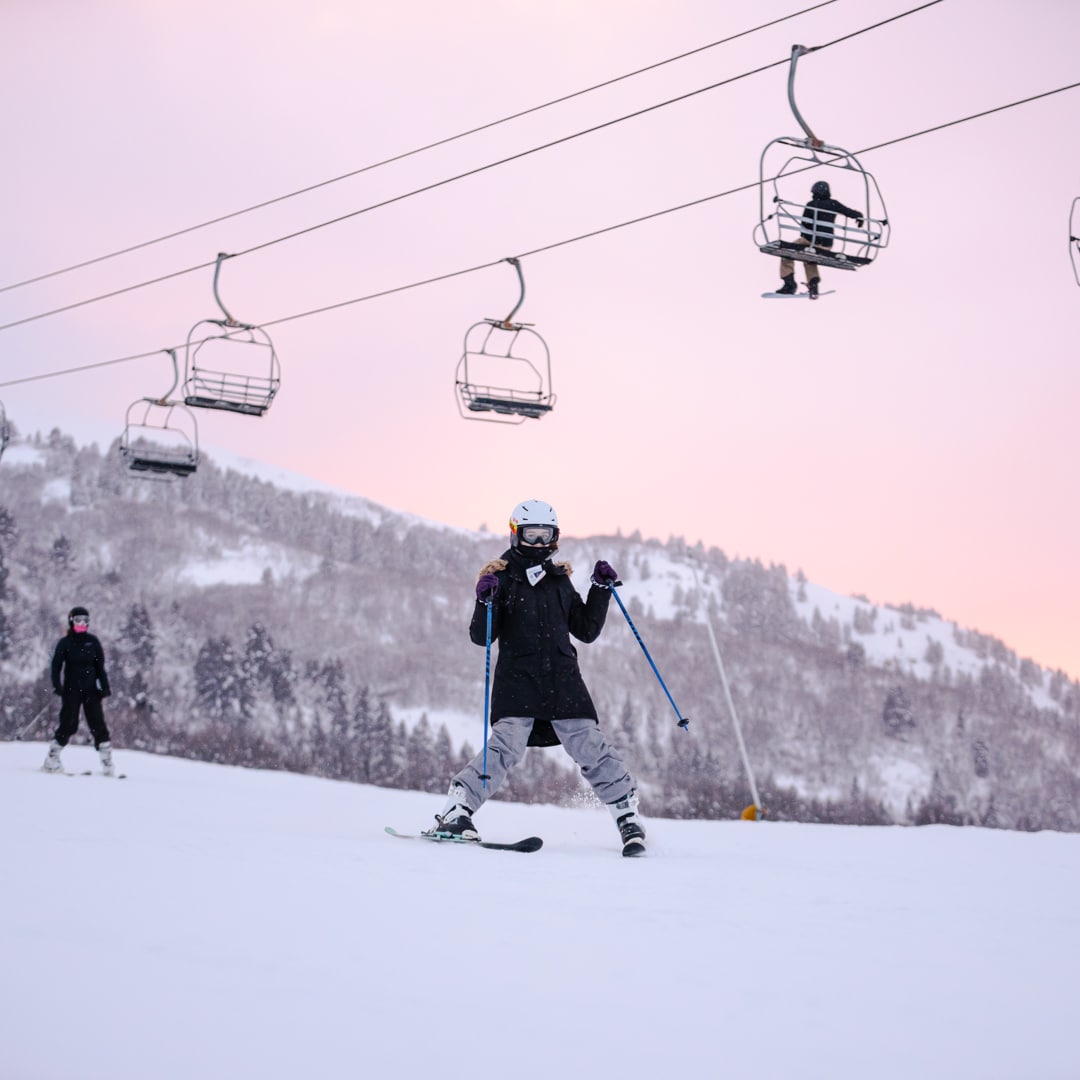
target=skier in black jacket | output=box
[42,606,115,776]
[776,179,864,298]
[433,499,647,855]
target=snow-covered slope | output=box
[2,743,1077,1080]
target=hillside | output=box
[1,428,1077,831]
[2,741,1078,1080]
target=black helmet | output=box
[811,180,831,199]
[67,605,90,629]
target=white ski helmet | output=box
[509,499,559,548]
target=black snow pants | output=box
[54,690,110,749]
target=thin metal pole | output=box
[480,600,494,786]
[609,585,689,730]
[15,702,52,741]
[690,562,762,816]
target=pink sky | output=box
[3,0,1079,678]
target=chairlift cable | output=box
[2,75,1075,392]
[0,0,841,297]
[0,0,945,335]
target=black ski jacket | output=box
[469,547,611,746]
[51,631,111,697]
[800,196,862,247]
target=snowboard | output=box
[384,826,542,853]
[761,290,835,300]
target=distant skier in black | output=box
[776,179,864,298]
[432,499,647,856]
[42,606,114,776]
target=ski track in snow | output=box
[2,742,1078,1080]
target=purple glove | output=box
[476,573,499,603]
[591,560,619,587]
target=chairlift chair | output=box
[455,258,555,424]
[183,253,280,417]
[755,46,890,273]
[1070,197,1080,287]
[119,350,199,478]
[0,401,9,462]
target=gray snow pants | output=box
[450,716,635,812]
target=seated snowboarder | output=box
[776,179,864,298]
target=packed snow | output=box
[2,741,1077,1080]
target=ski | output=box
[59,770,127,780]
[384,826,542,853]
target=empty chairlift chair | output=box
[0,401,9,462]
[183,253,281,417]
[119,350,200,478]
[455,257,555,424]
[755,45,890,275]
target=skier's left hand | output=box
[591,560,619,587]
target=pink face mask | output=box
[73,625,88,633]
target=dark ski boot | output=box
[433,783,479,840]
[608,789,647,857]
[775,274,797,295]
[807,277,820,299]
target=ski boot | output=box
[775,274,797,295]
[807,277,820,299]
[431,783,479,841]
[608,789,646,857]
[98,741,115,777]
[42,740,64,774]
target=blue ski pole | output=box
[480,599,494,787]
[609,584,690,731]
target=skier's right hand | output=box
[476,573,499,603]
[53,688,62,697]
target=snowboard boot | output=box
[608,789,646,857]
[433,783,479,840]
[42,740,64,774]
[776,274,797,295]
[807,277,820,298]
[98,741,115,777]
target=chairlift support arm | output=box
[787,44,823,148]
[501,257,526,328]
[155,348,181,404]
[212,252,244,327]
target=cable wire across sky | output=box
[0,0,842,298]
[2,73,1075,392]
[0,0,946,335]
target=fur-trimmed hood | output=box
[477,557,573,579]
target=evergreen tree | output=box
[194,637,250,722]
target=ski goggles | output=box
[515,523,558,545]
[71,615,89,626]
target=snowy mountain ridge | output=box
[1,428,1077,832]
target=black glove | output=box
[53,688,62,697]
[591,560,619,587]
[476,573,499,603]
[855,217,864,228]
[99,690,111,699]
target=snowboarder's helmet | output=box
[811,180,831,199]
[509,499,560,548]
[68,605,90,628]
